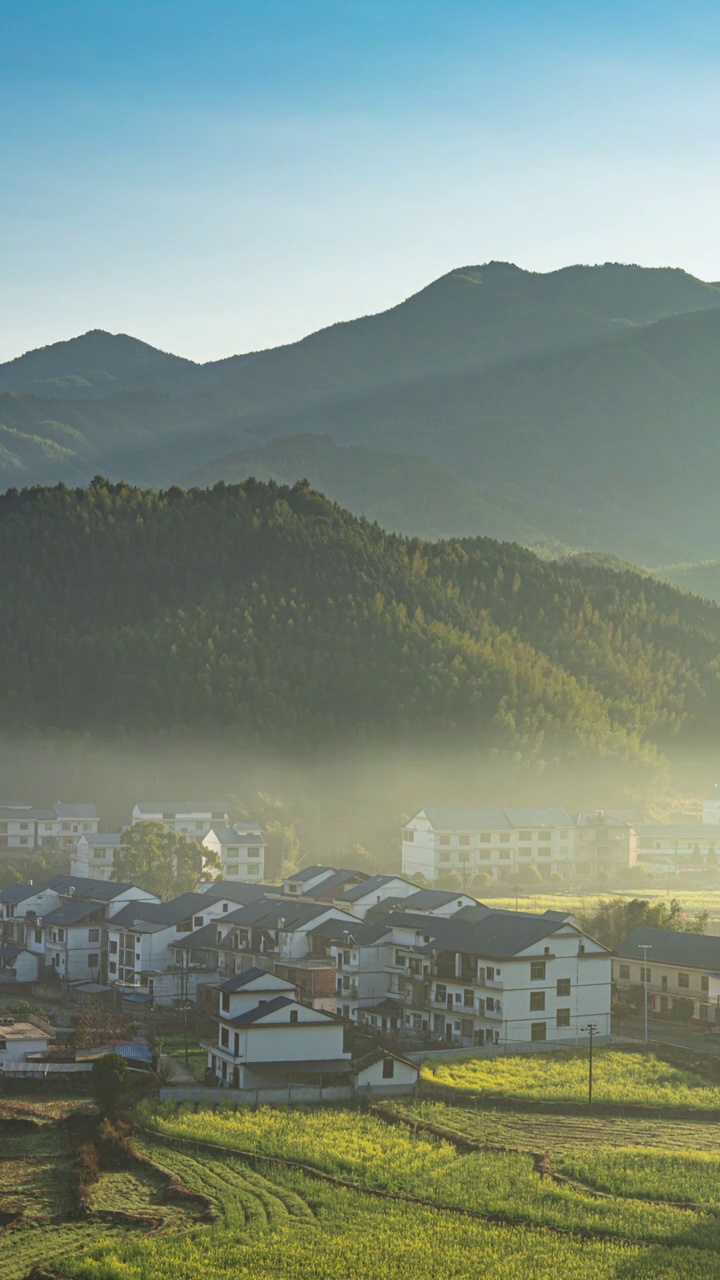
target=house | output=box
[0,944,39,985]
[42,900,107,981]
[305,869,371,901]
[0,1016,55,1071]
[71,833,124,881]
[573,811,637,879]
[352,1048,418,1097]
[205,968,351,1090]
[337,875,418,918]
[131,801,231,837]
[0,801,98,851]
[347,903,611,1048]
[174,895,358,1012]
[202,824,265,881]
[634,825,720,875]
[402,808,576,884]
[282,866,336,896]
[376,888,478,918]
[614,927,720,1025]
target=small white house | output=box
[352,1048,418,1097]
[71,833,124,882]
[0,1017,54,1069]
[0,943,40,984]
[202,824,265,881]
[206,968,351,1089]
[337,875,418,919]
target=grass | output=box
[419,1049,720,1109]
[485,889,720,918]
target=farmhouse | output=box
[615,926,720,1025]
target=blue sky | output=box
[2,0,720,362]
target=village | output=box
[2,796,720,1103]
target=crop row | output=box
[136,1102,720,1248]
[384,1100,720,1153]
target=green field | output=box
[487,889,720,917]
[14,1053,720,1279]
[419,1049,720,1108]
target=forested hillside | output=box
[2,478,720,792]
[3,262,720,563]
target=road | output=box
[614,1016,720,1056]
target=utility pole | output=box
[581,1022,598,1106]
[639,943,652,1043]
[182,950,190,1067]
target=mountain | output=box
[0,329,202,398]
[660,562,720,603]
[3,262,720,562]
[184,434,570,551]
[3,477,720,796]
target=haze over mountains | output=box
[3,261,720,564]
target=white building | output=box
[0,1017,55,1070]
[336,874,418,919]
[71,833,124,881]
[614,927,720,1025]
[0,944,39,985]
[131,801,231,837]
[635,824,720,874]
[402,808,576,884]
[206,968,351,1090]
[202,824,265,881]
[0,802,98,850]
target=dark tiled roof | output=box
[616,927,720,970]
[309,869,370,899]
[286,865,334,884]
[219,968,294,992]
[227,995,294,1025]
[42,901,103,926]
[340,875,408,903]
[200,882,269,906]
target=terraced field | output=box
[387,1100,720,1153]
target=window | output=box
[640,967,651,983]
[382,1057,395,1078]
[463,989,474,1008]
[176,919,192,932]
[498,849,510,860]
[88,928,100,943]
[222,903,229,912]
[220,1027,230,1048]
[404,830,415,842]
[557,978,571,996]
[531,1022,547,1042]
[395,951,406,967]
[289,1010,298,1023]
[486,967,495,981]
[499,833,510,843]
[88,953,99,968]
[519,830,532,841]
[193,916,204,929]
[435,984,447,1002]
[248,847,260,858]
[480,832,491,843]
[57,928,65,943]
[618,964,630,980]
[34,929,42,944]
[538,832,551,843]
[678,972,690,989]
[530,991,545,1012]
[109,961,117,975]
[530,962,546,981]
[543,946,550,955]
[221,992,230,1013]
[439,835,450,846]
[702,976,709,993]
[556,1008,571,1028]
[459,834,470,846]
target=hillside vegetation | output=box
[2,478,720,791]
[3,263,720,562]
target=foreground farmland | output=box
[9,1052,720,1279]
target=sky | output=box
[2,0,720,363]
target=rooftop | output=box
[415,807,574,831]
[617,927,720,970]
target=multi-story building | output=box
[131,801,231,837]
[0,802,98,851]
[635,825,720,875]
[201,824,265,881]
[614,927,720,1025]
[402,808,576,884]
[573,811,637,879]
[0,875,159,984]
[71,833,124,881]
[205,968,351,1090]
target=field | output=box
[486,889,720,918]
[419,1048,720,1108]
[13,1051,720,1279]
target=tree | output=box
[472,872,492,892]
[576,896,701,950]
[91,1053,129,1118]
[517,864,542,885]
[435,873,463,891]
[112,822,218,899]
[73,995,132,1050]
